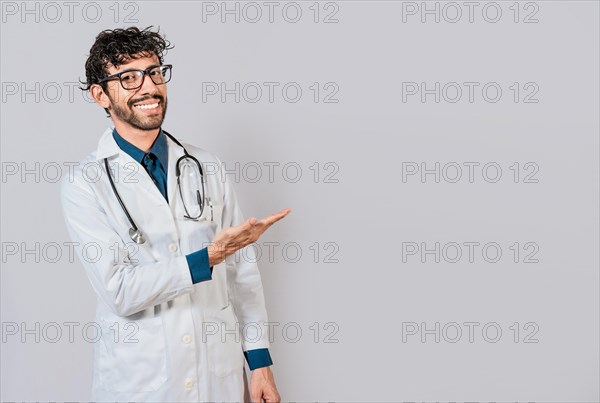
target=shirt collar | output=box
[112,128,169,171]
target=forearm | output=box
[71,238,194,317]
[62,177,194,317]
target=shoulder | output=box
[179,141,220,160]
[60,150,103,201]
[175,141,238,199]
[177,141,225,171]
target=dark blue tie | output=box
[142,152,168,201]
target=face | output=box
[99,53,168,131]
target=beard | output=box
[108,94,167,131]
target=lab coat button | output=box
[182,334,192,344]
[169,243,178,253]
[184,378,193,388]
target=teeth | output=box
[135,103,159,110]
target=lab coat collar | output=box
[94,126,186,210]
[165,132,186,208]
[95,127,166,206]
[111,128,170,174]
[95,127,121,161]
[95,127,170,167]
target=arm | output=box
[60,171,195,317]
[214,175,290,349]
[211,172,289,402]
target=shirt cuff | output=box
[244,348,273,370]
[186,247,213,284]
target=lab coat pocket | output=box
[178,218,218,255]
[204,304,245,377]
[97,316,168,393]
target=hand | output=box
[208,208,291,266]
[250,366,281,403]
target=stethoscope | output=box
[104,130,211,244]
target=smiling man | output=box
[60,26,289,402]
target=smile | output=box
[134,102,159,110]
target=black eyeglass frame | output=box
[96,64,173,90]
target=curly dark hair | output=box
[80,26,173,114]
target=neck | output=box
[113,122,160,152]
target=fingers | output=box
[264,388,281,403]
[250,390,263,403]
[260,208,292,226]
[239,208,291,231]
[225,208,291,248]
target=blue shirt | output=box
[112,128,272,370]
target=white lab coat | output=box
[60,127,270,402]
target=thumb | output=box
[263,391,279,402]
[240,217,257,230]
[251,390,263,403]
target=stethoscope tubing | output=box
[103,129,205,244]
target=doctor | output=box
[60,26,290,401]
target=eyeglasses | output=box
[97,64,172,90]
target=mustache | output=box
[129,95,164,107]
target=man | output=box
[60,26,290,402]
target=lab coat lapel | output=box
[96,127,167,207]
[166,135,186,215]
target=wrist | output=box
[252,366,272,377]
[207,243,224,266]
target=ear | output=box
[90,83,112,110]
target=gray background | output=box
[1,0,599,401]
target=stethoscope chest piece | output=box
[129,228,146,244]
